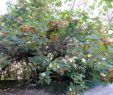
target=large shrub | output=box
[0,0,113,93]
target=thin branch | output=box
[107,10,112,25]
[71,0,76,11]
[84,2,87,11]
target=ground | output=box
[0,80,67,95]
[0,81,113,95]
[0,88,65,95]
[84,83,113,95]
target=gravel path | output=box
[84,83,113,95]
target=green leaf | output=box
[108,46,113,53]
[55,0,62,7]
[86,34,100,40]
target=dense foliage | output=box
[0,0,113,93]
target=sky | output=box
[0,0,95,15]
[0,0,99,17]
[0,0,112,21]
[0,0,17,15]
[0,0,9,14]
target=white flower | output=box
[41,72,46,77]
[82,58,86,63]
[102,58,106,61]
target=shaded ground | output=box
[0,80,68,95]
[0,88,65,95]
[0,80,113,95]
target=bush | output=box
[0,0,113,93]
